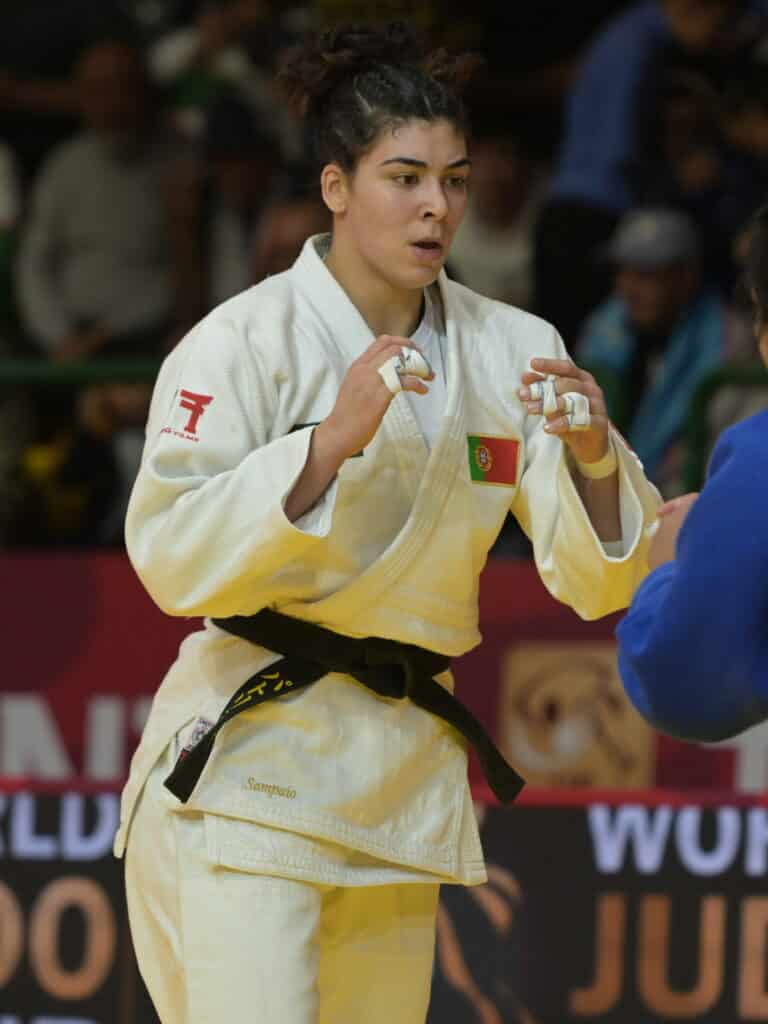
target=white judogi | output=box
[117,234,658,881]
[126,746,440,1024]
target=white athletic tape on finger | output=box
[396,348,432,379]
[529,377,559,415]
[562,391,591,431]
[378,357,403,395]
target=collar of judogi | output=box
[292,233,450,363]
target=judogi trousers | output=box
[125,753,440,1024]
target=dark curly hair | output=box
[278,22,481,171]
[746,203,768,329]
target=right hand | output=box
[648,492,699,571]
[316,334,432,461]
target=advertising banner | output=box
[5,788,768,1024]
[0,786,154,1024]
[430,794,768,1023]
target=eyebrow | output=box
[379,156,471,169]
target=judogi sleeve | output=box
[125,315,338,618]
[511,326,660,620]
[616,420,768,741]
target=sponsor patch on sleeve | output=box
[161,389,214,442]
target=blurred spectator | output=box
[0,144,22,339]
[121,0,202,46]
[11,39,193,546]
[637,64,768,288]
[481,0,630,160]
[16,39,188,361]
[448,134,544,309]
[148,0,270,83]
[0,145,21,231]
[577,208,740,495]
[0,145,34,544]
[11,375,152,548]
[14,414,122,547]
[535,0,768,342]
[249,179,330,281]
[199,93,283,304]
[0,1,140,183]
[149,1,306,158]
[718,64,768,226]
[633,72,728,278]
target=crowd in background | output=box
[1,0,767,550]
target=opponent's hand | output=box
[317,335,432,461]
[518,357,611,466]
[648,492,699,570]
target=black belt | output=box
[164,608,525,804]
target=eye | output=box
[394,174,419,186]
[446,176,470,190]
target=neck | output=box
[324,236,425,338]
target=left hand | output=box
[518,357,610,465]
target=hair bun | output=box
[279,22,421,116]
[423,48,483,93]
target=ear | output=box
[320,163,349,216]
[758,324,768,369]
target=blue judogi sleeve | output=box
[616,411,768,741]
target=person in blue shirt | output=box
[616,202,768,741]
[577,206,732,496]
[534,0,768,342]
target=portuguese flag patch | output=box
[467,435,520,486]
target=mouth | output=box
[410,239,444,263]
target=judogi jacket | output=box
[115,235,659,883]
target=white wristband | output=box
[575,438,618,480]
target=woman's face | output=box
[748,287,768,365]
[328,117,470,294]
[756,313,768,367]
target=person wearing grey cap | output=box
[577,205,734,495]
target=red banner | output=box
[0,552,747,790]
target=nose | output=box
[422,178,448,220]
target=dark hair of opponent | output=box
[277,22,481,172]
[746,204,768,330]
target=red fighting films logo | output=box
[179,389,213,434]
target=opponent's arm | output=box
[617,425,768,741]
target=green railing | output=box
[2,357,766,495]
[0,358,162,387]
[683,362,768,491]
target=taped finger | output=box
[396,347,432,379]
[377,356,403,395]
[562,391,591,431]
[529,376,559,415]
